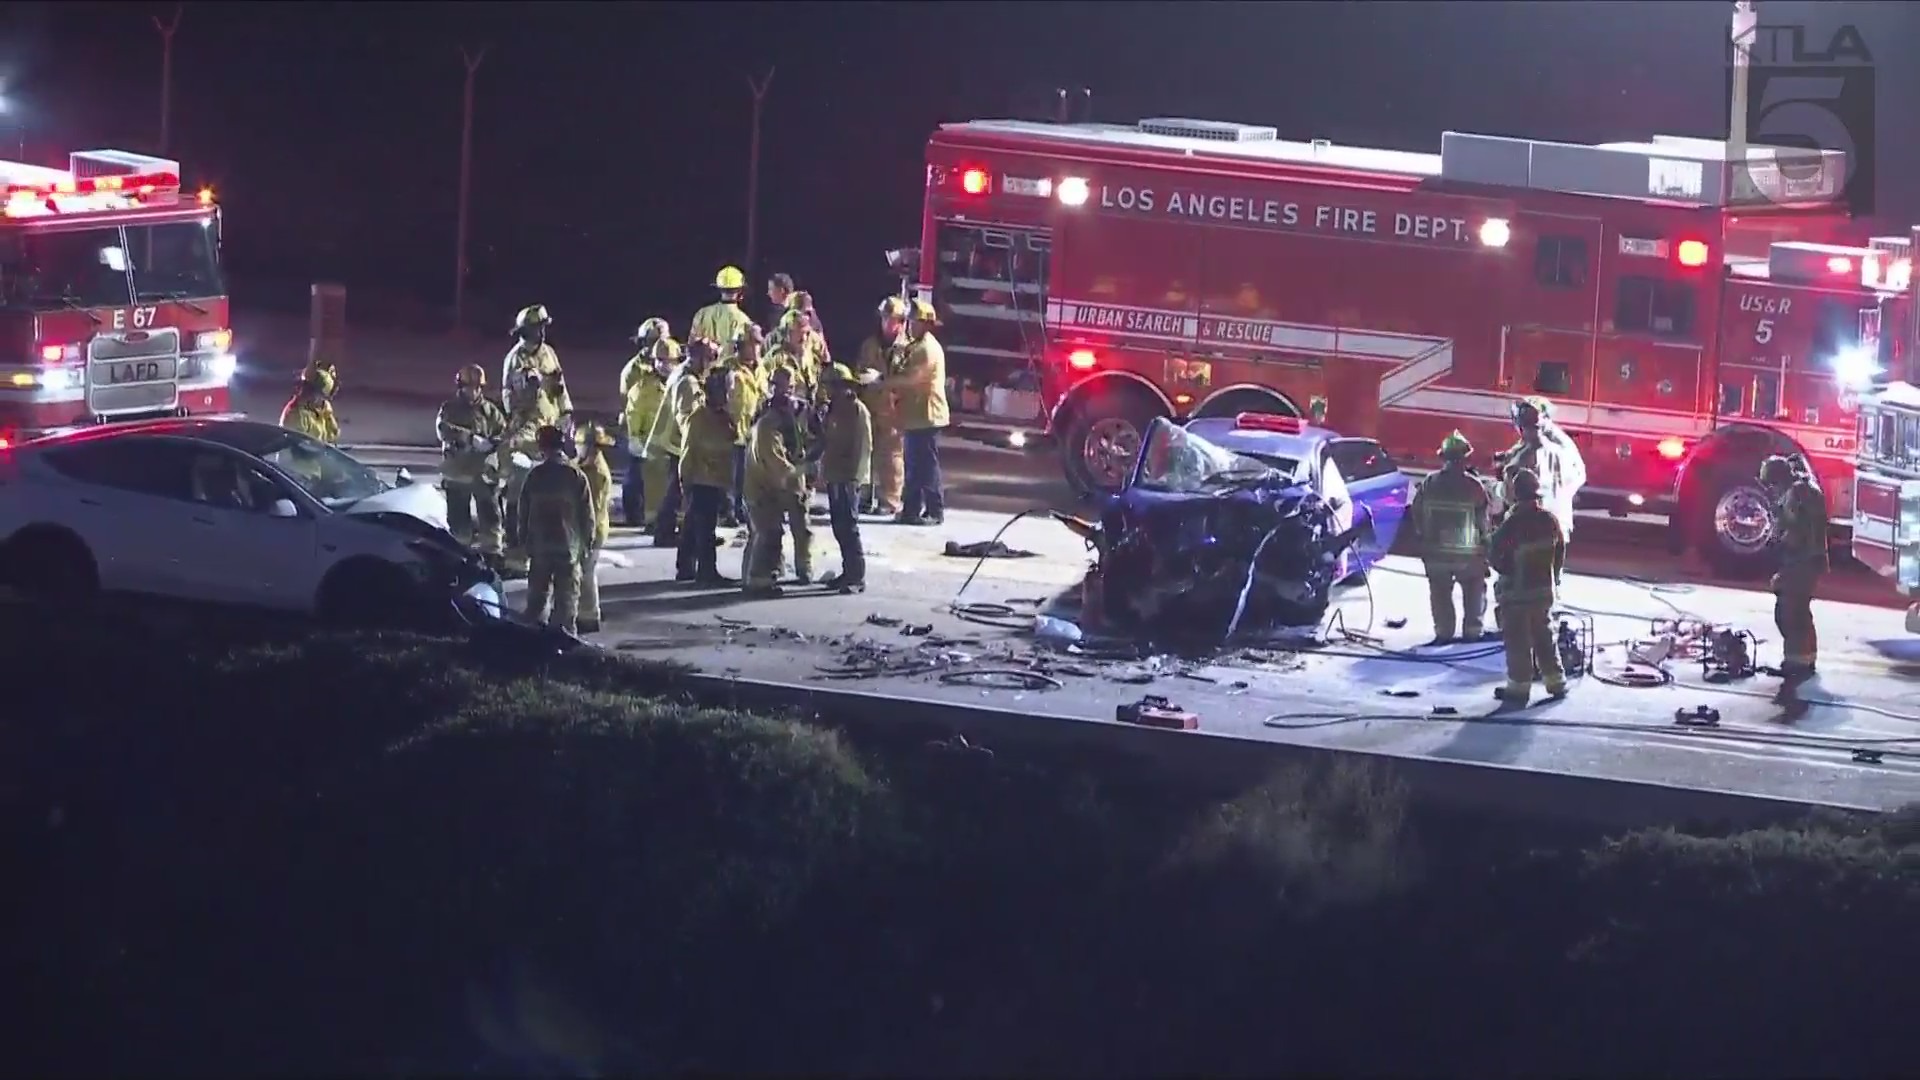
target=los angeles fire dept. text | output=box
[1099,184,1469,244]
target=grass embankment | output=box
[3,603,1916,1076]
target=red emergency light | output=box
[960,168,991,196]
[1234,412,1305,435]
[1657,437,1687,461]
[2,170,182,200]
[1066,348,1099,371]
[1675,239,1710,269]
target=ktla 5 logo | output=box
[1730,22,1876,213]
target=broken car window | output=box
[1134,421,1285,493]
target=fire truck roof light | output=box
[1478,218,1511,248]
[960,168,990,195]
[1656,437,1687,461]
[1234,412,1305,434]
[1066,349,1099,371]
[1,170,181,200]
[1057,176,1091,207]
[1675,239,1710,268]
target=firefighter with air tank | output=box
[1408,430,1494,644]
[855,296,908,516]
[1490,467,1568,706]
[498,305,573,573]
[1761,452,1827,695]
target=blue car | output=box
[1133,413,1411,579]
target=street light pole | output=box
[153,5,185,155]
[1729,1,1758,201]
[454,46,487,333]
[744,68,775,284]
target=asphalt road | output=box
[229,307,1913,612]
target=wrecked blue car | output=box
[1067,413,1409,644]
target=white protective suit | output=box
[1499,422,1587,538]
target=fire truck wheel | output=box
[1063,388,1165,497]
[1692,468,1781,580]
[317,558,424,629]
[0,527,100,607]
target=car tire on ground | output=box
[316,558,425,629]
[0,527,100,607]
[1062,385,1165,499]
[1691,464,1781,580]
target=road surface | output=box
[362,458,1920,813]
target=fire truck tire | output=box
[317,558,424,629]
[1690,466,1781,580]
[1062,386,1166,498]
[0,527,100,606]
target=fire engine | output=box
[1851,253,1920,632]
[913,114,1915,578]
[0,149,236,449]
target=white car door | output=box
[32,439,216,598]
[178,448,320,610]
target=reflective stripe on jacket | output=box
[1410,466,1492,565]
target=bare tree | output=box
[454,45,488,331]
[744,69,775,281]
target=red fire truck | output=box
[0,149,235,449]
[914,115,1914,577]
[1851,247,1920,631]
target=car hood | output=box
[341,483,450,531]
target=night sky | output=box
[4,1,1914,348]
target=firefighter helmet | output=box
[908,298,939,324]
[714,265,746,291]
[877,295,908,320]
[823,363,855,387]
[649,337,682,363]
[1438,430,1473,460]
[631,317,670,345]
[512,304,552,334]
[456,363,487,389]
[1507,467,1543,501]
[1512,395,1552,425]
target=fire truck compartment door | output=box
[1500,215,1601,408]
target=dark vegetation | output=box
[3,599,1916,1077]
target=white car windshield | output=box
[254,430,386,508]
[1134,421,1290,493]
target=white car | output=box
[0,418,502,624]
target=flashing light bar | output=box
[3,170,181,200]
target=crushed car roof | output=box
[1180,417,1341,463]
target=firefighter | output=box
[768,312,818,406]
[644,337,716,548]
[743,366,813,596]
[502,305,572,421]
[1761,453,1828,690]
[817,363,873,593]
[302,358,340,399]
[1408,430,1493,644]
[784,290,831,364]
[1489,467,1568,706]
[677,368,738,585]
[855,296,908,515]
[1497,396,1586,542]
[436,363,509,560]
[575,420,616,635]
[766,272,795,331]
[691,266,755,360]
[280,367,340,444]
[618,321,675,528]
[724,324,769,526]
[517,425,594,635]
[890,298,950,526]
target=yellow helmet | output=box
[714,265,746,291]
[456,363,487,389]
[877,295,908,320]
[823,363,855,386]
[908,298,938,324]
[512,304,552,333]
[649,337,682,363]
[1437,430,1472,459]
[301,362,337,396]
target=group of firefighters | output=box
[1406,396,1827,706]
[285,266,958,635]
[277,279,1828,686]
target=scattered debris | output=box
[865,614,902,628]
[927,733,994,759]
[900,623,933,637]
[1384,616,1408,629]
[1116,694,1200,730]
[944,539,1038,559]
[1380,689,1420,698]
[1674,705,1722,728]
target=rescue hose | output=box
[947,507,1074,631]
